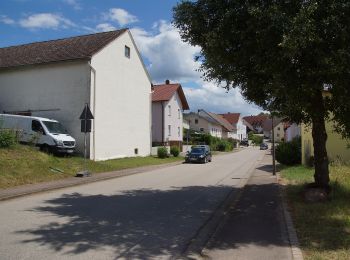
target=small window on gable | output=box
[178,109,181,119]
[168,105,171,116]
[125,45,130,58]
[195,119,198,124]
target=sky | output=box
[0,0,263,116]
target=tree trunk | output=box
[311,92,330,189]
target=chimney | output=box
[165,79,170,84]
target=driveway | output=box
[0,147,264,260]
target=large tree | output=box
[174,0,350,189]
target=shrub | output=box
[276,137,301,165]
[217,140,233,151]
[0,129,17,148]
[251,135,263,145]
[157,147,168,159]
[170,146,180,157]
[248,132,254,140]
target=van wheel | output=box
[41,145,51,154]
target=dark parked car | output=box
[240,140,249,146]
[260,143,268,150]
[185,145,212,163]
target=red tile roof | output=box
[220,113,241,125]
[0,29,127,69]
[243,115,269,127]
[152,83,190,110]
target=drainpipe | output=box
[88,62,96,161]
[161,102,165,144]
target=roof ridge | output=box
[0,28,128,50]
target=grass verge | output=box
[0,145,183,189]
[280,164,350,260]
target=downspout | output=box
[88,62,96,161]
[161,102,165,144]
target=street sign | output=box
[79,104,94,120]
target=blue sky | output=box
[0,0,262,115]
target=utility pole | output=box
[272,115,276,175]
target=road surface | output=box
[0,147,264,260]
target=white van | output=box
[0,114,76,154]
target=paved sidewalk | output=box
[202,153,295,260]
[0,161,182,201]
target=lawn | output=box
[280,164,350,260]
[0,145,183,189]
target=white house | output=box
[220,113,247,140]
[262,118,285,142]
[184,110,234,139]
[285,123,301,142]
[0,29,152,160]
[152,80,189,146]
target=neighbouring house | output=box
[220,112,247,140]
[262,118,285,142]
[284,123,301,142]
[0,29,152,160]
[302,120,350,165]
[205,111,235,139]
[184,110,234,139]
[243,114,269,133]
[184,111,224,138]
[151,80,189,147]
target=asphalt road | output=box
[0,147,264,260]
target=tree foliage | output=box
[174,0,350,187]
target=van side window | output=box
[32,120,44,134]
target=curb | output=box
[277,173,304,260]
[0,161,183,202]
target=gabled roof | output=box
[243,115,269,128]
[207,112,234,132]
[220,113,241,125]
[0,29,128,69]
[262,118,283,132]
[152,83,190,110]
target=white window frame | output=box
[168,105,171,116]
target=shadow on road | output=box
[15,180,294,259]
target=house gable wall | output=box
[91,31,151,160]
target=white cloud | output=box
[95,23,116,32]
[183,81,263,115]
[63,0,81,10]
[131,20,263,115]
[0,15,15,25]
[19,13,75,30]
[107,8,138,26]
[131,21,201,83]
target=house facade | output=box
[302,121,350,165]
[220,113,247,140]
[184,112,223,138]
[285,123,301,142]
[262,118,285,142]
[0,29,152,160]
[151,81,189,146]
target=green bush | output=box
[170,146,180,157]
[276,137,301,165]
[248,132,254,140]
[157,147,168,159]
[251,135,263,145]
[217,140,233,151]
[0,129,17,148]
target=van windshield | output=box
[43,121,66,134]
